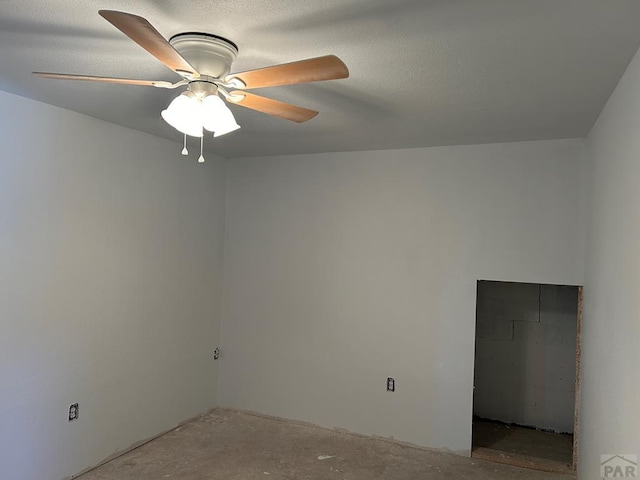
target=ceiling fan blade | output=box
[33,72,173,88]
[227,55,349,89]
[98,10,198,77]
[229,91,318,123]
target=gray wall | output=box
[0,91,226,480]
[473,282,577,433]
[219,139,587,455]
[580,40,640,476]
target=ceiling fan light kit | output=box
[33,10,349,163]
[161,89,241,139]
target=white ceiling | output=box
[1,0,640,158]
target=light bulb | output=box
[198,154,205,163]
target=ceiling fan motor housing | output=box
[169,33,238,79]
[189,80,218,98]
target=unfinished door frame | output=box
[470,281,583,474]
[572,286,583,471]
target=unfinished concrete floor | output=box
[472,418,573,474]
[79,409,575,480]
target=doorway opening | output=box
[471,281,582,474]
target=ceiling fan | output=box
[33,10,349,161]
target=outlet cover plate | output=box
[69,403,79,421]
[387,377,395,392]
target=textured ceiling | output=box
[1,0,640,158]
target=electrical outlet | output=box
[387,377,395,392]
[68,403,79,421]
[213,347,220,360]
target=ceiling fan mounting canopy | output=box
[169,33,238,79]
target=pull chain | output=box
[198,135,205,163]
[181,134,188,155]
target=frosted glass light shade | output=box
[202,95,240,137]
[161,93,203,137]
[212,116,241,137]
